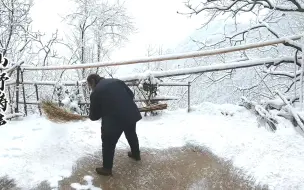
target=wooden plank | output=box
[138,103,167,112]
[21,70,27,116]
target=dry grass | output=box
[41,101,87,123]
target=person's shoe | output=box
[95,167,112,176]
[128,151,141,161]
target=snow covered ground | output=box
[1,102,304,190]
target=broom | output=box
[41,101,88,123]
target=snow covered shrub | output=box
[61,88,84,114]
[137,73,169,116]
[54,82,64,105]
[30,180,52,190]
[138,73,160,99]
[53,82,85,115]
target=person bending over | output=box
[87,74,142,176]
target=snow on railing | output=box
[117,56,296,82]
[19,34,303,71]
[69,56,296,83]
[17,95,180,105]
[6,80,190,86]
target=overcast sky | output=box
[30,0,202,57]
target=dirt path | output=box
[58,145,268,190]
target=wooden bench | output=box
[138,103,167,112]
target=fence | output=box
[5,76,191,116]
[3,34,303,118]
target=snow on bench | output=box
[5,113,24,119]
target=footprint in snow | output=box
[1,154,8,158]
[12,136,24,140]
[220,111,234,117]
[1,153,22,158]
[7,147,22,151]
[2,148,23,158]
[32,128,42,131]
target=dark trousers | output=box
[101,121,140,170]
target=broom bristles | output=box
[41,101,87,123]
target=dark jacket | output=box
[89,78,142,125]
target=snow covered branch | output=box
[276,91,304,133]
[195,21,302,51]
[263,69,302,78]
[181,0,304,18]
[240,97,278,131]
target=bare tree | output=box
[92,0,135,77]
[0,0,32,63]
[174,0,304,132]
[63,0,135,80]
[177,0,304,99]
[0,0,67,115]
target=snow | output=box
[62,96,70,105]
[0,116,102,188]
[262,98,285,110]
[0,102,304,189]
[70,175,102,190]
[5,113,24,119]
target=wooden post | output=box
[188,81,191,112]
[7,86,12,114]
[21,70,27,115]
[15,66,20,113]
[34,84,42,115]
[294,51,298,101]
[76,81,79,94]
[301,45,304,110]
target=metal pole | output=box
[188,82,191,112]
[301,45,304,110]
[14,66,20,113]
[21,70,27,115]
[7,86,12,114]
[34,84,42,115]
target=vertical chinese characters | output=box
[0,53,9,125]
